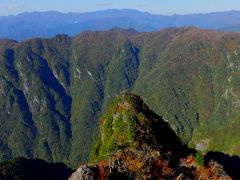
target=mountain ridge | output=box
[1,27,240,169]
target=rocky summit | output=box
[69,93,231,179]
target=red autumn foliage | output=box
[98,160,110,180]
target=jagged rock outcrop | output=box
[84,93,231,179]
[68,165,97,180]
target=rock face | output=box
[1,27,240,168]
[68,165,95,180]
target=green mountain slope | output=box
[1,28,240,168]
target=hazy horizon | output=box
[1,8,240,17]
[0,0,240,16]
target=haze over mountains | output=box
[1,9,240,41]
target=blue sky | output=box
[0,0,239,16]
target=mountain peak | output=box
[90,93,187,161]
[71,93,230,179]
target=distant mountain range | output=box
[1,9,240,41]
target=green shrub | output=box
[195,152,204,167]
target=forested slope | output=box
[0,28,240,168]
